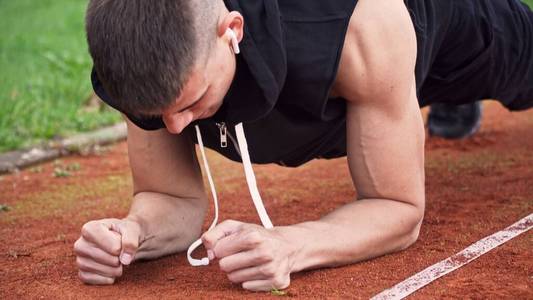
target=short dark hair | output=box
[86,0,219,116]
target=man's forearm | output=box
[281,199,423,273]
[125,192,208,260]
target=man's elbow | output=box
[401,220,422,250]
[399,207,424,250]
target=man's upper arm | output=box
[338,0,417,104]
[341,0,425,208]
[125,118,206,201]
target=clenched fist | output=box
[201,220,295,291]
[73,218,141,285]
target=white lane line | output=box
[371,213,533,300]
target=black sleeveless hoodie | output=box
[93,0,533,166]
[93,0,359,167]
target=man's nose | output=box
[162,111,194,134]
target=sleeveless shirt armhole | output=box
[319,1,359,120]
[90,67,165,131]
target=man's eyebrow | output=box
[178,86,209,113]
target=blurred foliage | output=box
[0,0,120,152]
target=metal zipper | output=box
[215,122,242,156]
[216,122,228,148]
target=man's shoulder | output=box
[333,0,418,101]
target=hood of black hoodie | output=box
[91,0,287,129]
[210,0,287,125]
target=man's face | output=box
[160,34,238,134]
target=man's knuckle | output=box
[81,223,92,238]
[255,247,273,262]
[122,240,137,251]
[76,258,94,274]
[201,234,213,247]
[79,270,93,284]
[75,256,84,268]
[73,239,83,253]
[225,219,238,225]
[110,244,121,255]
[227,272,240,283]
[224,219,243,230]
[243,230,262,246]
[220,220,233,228]
[114,255,122,266]
[82,220,100,237]
[282,277,291,289]
[78,270,86,281]
[108,240,121,255]
[113,266,123,277]
[273,276,290,289]
[218,260,230,273]
[259,265,276,277]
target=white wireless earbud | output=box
[225,28,240,54]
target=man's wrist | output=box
[275,222,320,273]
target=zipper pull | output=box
[217,122,228,148]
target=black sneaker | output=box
[427,102,483,139]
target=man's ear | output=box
[218,11,244,42]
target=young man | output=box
[74,0,533,291]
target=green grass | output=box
[0,0,120,152]
[0,0,531,152]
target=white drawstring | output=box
[187,123,274,267]
[187,125,221,266]
[234,123,273,229]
